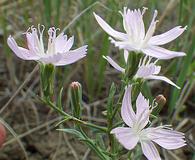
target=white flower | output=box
[7,25,87,66]
[94,8,186,59]
[111,86,186,160]
[103,50,180,89]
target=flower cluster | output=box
[94,7,186,160]
[94,8,186,88]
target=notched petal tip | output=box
[180,52,186,56]
[83,45,88,50]
[69,36,74,41]
[79,45,88,54]
[183,25,188,30]
[110,128,116,134]
[8,35,12,39]
[7,35,14,42]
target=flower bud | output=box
[155,95,166,106]
[153,94,167,116]
[70,82,82,118]
[70,82,81,90]
[0,123,6,148]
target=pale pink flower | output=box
[7,25,87,66]
[94,8,186,59]
[103,50,180,89]
[111,86,186,160]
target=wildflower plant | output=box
[7,6,187,160]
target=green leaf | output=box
[58,128,85,139]
[59,128,111,160]
[169,37,195,114]
[107,83,116,119]
[81,139,111,160]
[55,117,71,127]
[57,87,63,110]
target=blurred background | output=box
[0,0,194,159]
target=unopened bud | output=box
[0,123,6,148]
[153,95,167,116]
[70,82,82,118]
[70,82,81,90]
[155,95,166,107]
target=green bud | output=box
[70,82,82,118]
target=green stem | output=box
[111,79,127,121]
[127,151,132,160]
[43,99,107,132]
[107,78,127,159]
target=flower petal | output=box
[111,127,138,150]
[136,93,150,116]
[54,45,87,66]
[141,141,161,160]
[55,33,68,53]
[39,53,62,64]
[147,128,186,150]
[7,36,39,60]
[153,65,161,74]
[135,93,150,129]
[149,26,187,45]
[121,86,136,127]
[142,46,186,59]
[109,37,138,51]
[93,12,127,41]
[142,10,158,45]
[103,56,125,73]
[146,75,180,89]
[136,64,157,78]
[26,32,41,54]
[63,36,74,52]
[122,8,145,42]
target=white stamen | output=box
[146,56,152,65]
[38,24,45,54]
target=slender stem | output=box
[43,99,107,132]
[107,78,127,159]
[127,151,132,160]
[111,82,126,121]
